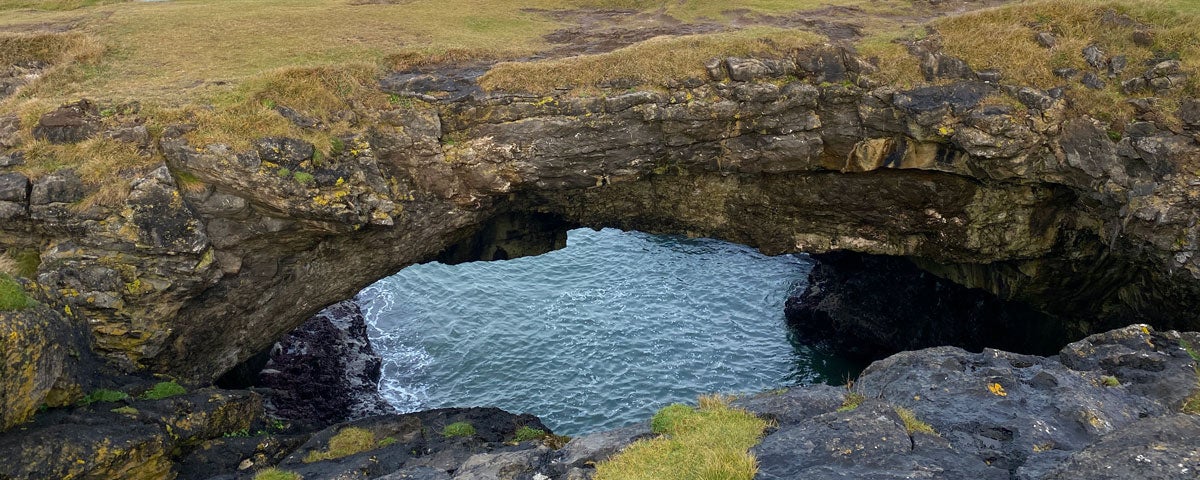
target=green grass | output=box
[442,421,476,438]
[80,388,129,405]
[0,273,36,311]
[304,427,378,463]
[253,468,302,480]
[651,403,696,434]
[514,426,548,442]
[595,395,768,480]
[12,250,40,278]
[140,381,186,400]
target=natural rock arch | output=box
[3,48,1199,403]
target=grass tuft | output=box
[650,403,696,434]
[838,391,867,412]
[442,421,476,438]
[514,426,548,442]
[253,468,302,480]
[304,427,378,463]
[140,381,186,400]
[894,406,937,436]
[595,395,768,480]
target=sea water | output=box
[359,227,856,435]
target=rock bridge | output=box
[3,48,1199,428]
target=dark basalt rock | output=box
[274,407,553,480]
[746,325,1200,480]
[784,251,1061,361]
[28,169,83,205]
[256,298,395,430]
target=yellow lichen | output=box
[988,383,1007,397]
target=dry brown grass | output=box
[933,0,1199,124]
[854,28,926,88]
[0,255,17,277]
[481,27,825,93]
[17,137,156,208]
[0,0,126,11]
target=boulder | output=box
[257,298,395,430]
[31,100,101,144]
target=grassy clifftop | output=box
[0,0,1197,207]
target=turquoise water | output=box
[359,228,856,435]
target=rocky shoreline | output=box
[2,321,1195,479]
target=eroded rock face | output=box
[257,298,395,430]
[0,45,1197,393]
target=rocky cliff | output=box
[1,38,1199,429]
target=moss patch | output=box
[0,274,36,311]
[304,427,378,463]
[253,468,302,480]
[513,426,548,442]
[442,421,476,438]
[595,395,768,480]
[140,381,186,400]
[80,388,129,405]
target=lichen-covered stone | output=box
[0,301,89,430]
[0,388,261,479]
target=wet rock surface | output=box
[255,298,395,430]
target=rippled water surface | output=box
[360,228,855,434]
